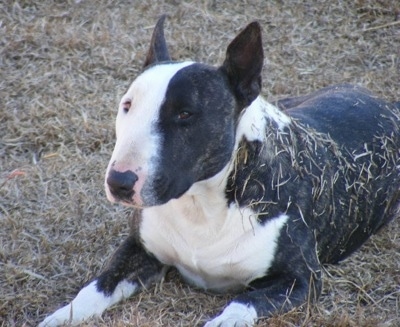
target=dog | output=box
[40,16,400,327]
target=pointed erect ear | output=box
[143,15,171,68]
[220,22,264,108]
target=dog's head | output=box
[105,16,264,207]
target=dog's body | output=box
[40,17,400,327]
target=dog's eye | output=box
[177,111,192,120]
[122,100,131,113]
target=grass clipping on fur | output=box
[1,0,399,326]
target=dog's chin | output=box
[120,200,147,209]
[108,193,167,209]
[106,196,147,209]
[105,190,144,209]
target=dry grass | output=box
[1,0,399,326]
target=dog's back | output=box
[279,83,400,263]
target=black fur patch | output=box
[148,64,237,204]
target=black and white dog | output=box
[40,17,400,327]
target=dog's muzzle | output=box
[106,169,138,202]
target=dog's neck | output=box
[182,96,291,217]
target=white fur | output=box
[105,62,194,205]
[140,169,289,292]
[237,97,291,143]
[204,302,258,327]
[39,280,137,327]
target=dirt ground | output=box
[1,0,400,326]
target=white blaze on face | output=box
[105,61,194,206]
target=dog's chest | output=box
[139,197,288,292]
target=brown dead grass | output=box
[1,0,399,326]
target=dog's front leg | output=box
[205,222,322,327]
[205,271,320,327]
[39,234,164,327]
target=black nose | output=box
[107,169,138,200]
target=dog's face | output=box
[105,17,264,207]
[105,62,237,206]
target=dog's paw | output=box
[38,281,107,327]
[39,303,83,327]
[204,302,257,327]
[39,280,137,327]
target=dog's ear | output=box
[143,15,171,68]
[220,22,264,108]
